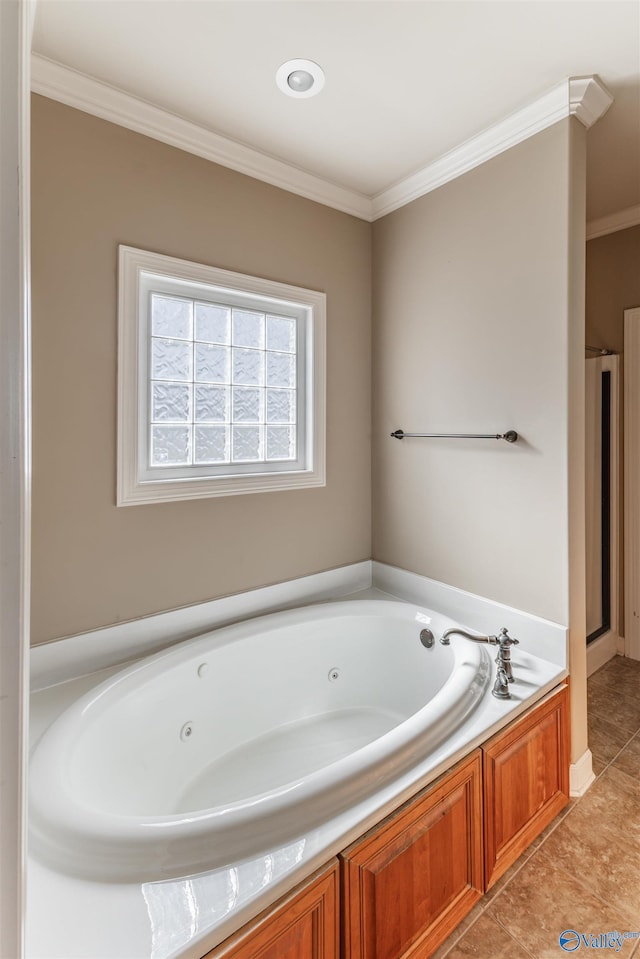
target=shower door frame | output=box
[585,352,620,676]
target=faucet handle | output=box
[492,665,511,699]
[498,627,519,646]
[496,628,518,684]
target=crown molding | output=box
[371,76,613,220]
[31,58,613,224]
[30,54,372,221]
[569,75,614,128]
[587,203,640,240]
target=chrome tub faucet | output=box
[440,627,519,699]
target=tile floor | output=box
[432,655,640,959]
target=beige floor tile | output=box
[481,804,573,907]
[589,659,640,698]
[429,902,486,959]
[612,732,640,779]
[487,846,638,958]
[540,769,640,921]
[588,690,640,737]
[588,668,619,692]
[604,760,640,799]
[483,855,532,905]
[441,914,532,959]
[570,763,640,828]
[605,656,640,675]
[605,685,640,713]
[591,758,605,777]
[434,801,578,955]
[588,714,633,775]
[530,799,576,849]
[597,655,640,675]
[591,752,612,777]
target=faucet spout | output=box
[439,628,498,646]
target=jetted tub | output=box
[29,600,491,882]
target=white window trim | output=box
[117,246,326,505]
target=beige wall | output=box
[372,121,585,631]
[31,92,590,760]
[586,225,640,352]
[31,95,372,644]
[372,119,589,761]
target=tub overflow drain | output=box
[328,668,340,682]
[420,628,435,649]
[180,721,194,741]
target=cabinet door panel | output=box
[483,685,569,889]
[203,861,339,959]
[341,751,483,959]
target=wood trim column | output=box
[0,2,32,954]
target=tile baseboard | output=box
[570,748,596,797]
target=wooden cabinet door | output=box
[483,684,569,890]
[341,751,483,959]
[202,860,339,959]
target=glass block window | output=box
[118,247,325,505]
[148,298,298,468]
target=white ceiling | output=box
[32,1,640,222]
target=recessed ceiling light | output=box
[276,59,325,99]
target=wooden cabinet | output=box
[202,861,339,959]
[201,683,570,959]
[483,684,569,889]
[340,751,483,959]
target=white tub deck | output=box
[27,572,567,959]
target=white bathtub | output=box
[29,599,491,882]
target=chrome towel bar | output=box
[390,429,519,443]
